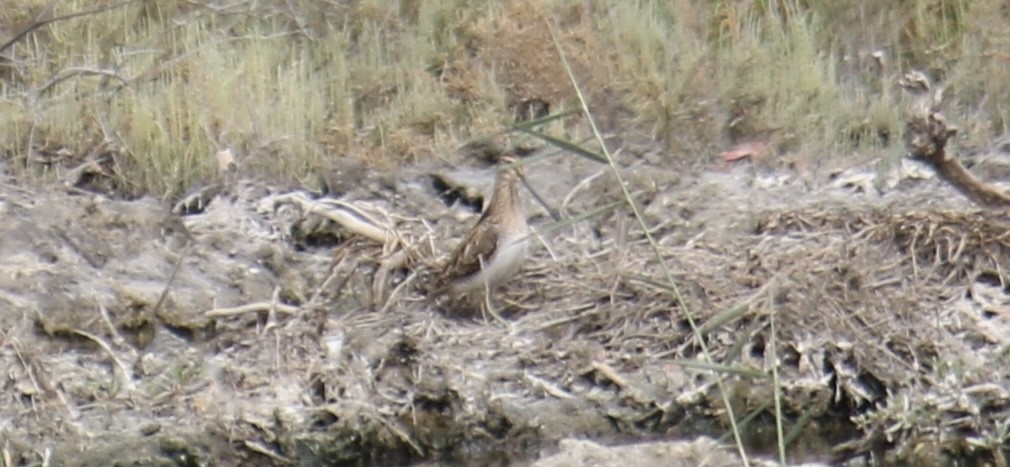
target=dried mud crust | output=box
[1,154,1010,466]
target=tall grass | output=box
[0,0,485,198]
[599,0,907,165]
[0,0,1004,198]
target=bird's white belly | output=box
[452,233,529,294]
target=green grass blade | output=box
[510,108,582,131]
[517,127,608,164]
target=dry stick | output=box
[904,113,1010,206]
[0,0,148,55]
[530,303,598,331]
[263,286,282,334]
[243,440,292,464]
[377,270,418,314]
[205,302,299,318]
[8,337,42,414]
[14,341,81,430]
[524,371,575,400]
[529,227,558,263]
[274,193,396,244]
[561,167,607,213]
[37,67,130,96]
[590,360,628,388]
[372,248,407,307]
[545,20,751,465]
[901,74,1010,207]
[71,329,136,393]
[205,303,296,317]
[97,303,128,348]
[591,361,654,405]
[152,244,190,319]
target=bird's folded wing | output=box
[443,220,499,282]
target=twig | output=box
[8,337,41,414]
[529,303,598,331]
[372,249,407,307]
[37,67,131,95]
[0,0,148,55]
[205,302,298,318]
[13,338,81,428]
[153,246,189,319]
[901,71,1010,207]
[530,226,558,262]
[243,440,292,463]
[378,270,418,314]
[243,440,292,462]
[71,329,136,393]
[273,192,397,244]
[96,303,127,348]
[590,360,629,388]
[561,167,607,213]
[591,360,655,406]
[524,371,575,399]
[263,287,282,333]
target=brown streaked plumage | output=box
[437,156,529,298]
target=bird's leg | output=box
[478,256,507,325]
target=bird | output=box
[435,155,530,305]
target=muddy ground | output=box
[3,140,1010,466]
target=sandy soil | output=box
[2,144,1010,466]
